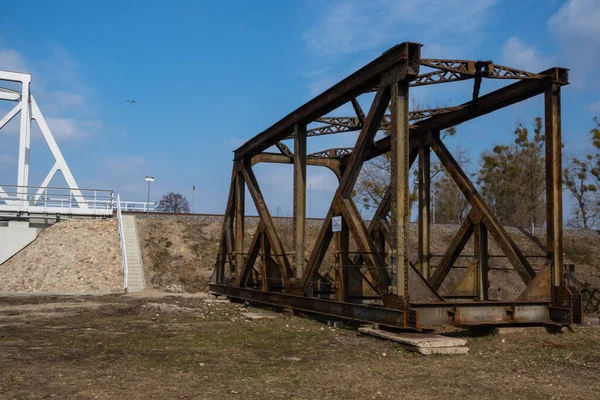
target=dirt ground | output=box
[1,293,600,399]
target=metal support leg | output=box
[260,233,269,291]
[293,123,307,280]
[545,84,564,288]
[334,217,350,302]
[234,169,245,281]
[418,145,431,279]
[477,224,489,300]
[391,81,410,297]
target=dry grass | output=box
[136,218,222,292]
[135,217,600,299]
[1,293,600,399]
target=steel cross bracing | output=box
[0,70,113,218]
[211,42,581,330]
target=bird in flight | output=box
[126,99,136,104]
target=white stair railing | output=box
[116,194,128,290]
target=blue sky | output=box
[0,0,599,218]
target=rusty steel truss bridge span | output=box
[210,42,582,330]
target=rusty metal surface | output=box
[209,284,412,329]
[214,41,580,328]
[449,261,479,298]
[545,85,564,287]
[293,123,307,280]
[517,264,552,301]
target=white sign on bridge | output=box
[332,216,342,232]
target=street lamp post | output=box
[192,185,195,213]
[145,176,154,216]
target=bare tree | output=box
[432,147,470,224]
[156,192,191,213]
[476,117,546,228]
[564,117,600,229]
[354,100,460,219]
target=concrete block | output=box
[241,312,278,320]
[0,224,43,264]
[412,346,470,355]
[492,327,547,335]
[359,327,467,348]
[8,221,30,228]
[204,298,229,304]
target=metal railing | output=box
[112,201,155,212]
[116,194,128,290]
[0,184,114,216]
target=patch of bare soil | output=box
[0,219,122,293]
[136,219,222,292]
[1,293,600,399]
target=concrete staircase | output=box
[121,215,146,291]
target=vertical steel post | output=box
[234,168,245,281]
[334,217,350,302]
[545,84,564,287]
[391,81,410,297]
[476,224,489,300]
[293,123,307,280]
[17,76,31,201]
[418,145,431,279]
[260,232,269,291]
[146,181,151,216]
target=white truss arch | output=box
[0,69,112,217]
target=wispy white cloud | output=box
[302,0,498,98]
[45,118,103,139]
[43,90,90,116]
[304,0,498,57]
[500,36,554,72]
[548,0,600,46]
[103,155,146,176]
[307,169,338,192]
[304,68,335,96]
[548,0,600,85]
[0,45,28,73]
[0,39,101,141]
[95,155,153,198]
[586,99,600,115]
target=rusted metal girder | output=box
[415,59,547,85]
[307,148,353,159]
[476,224,489,301]
[545,84,564,288]
[302,80,400,296]
[303,106,463,138]
[234,168,245,283]
[293,123,307,280]
[305,67,566,140]
[234,42,422,160]
[209,284,563,328]
[214,41,581,328]
[390,78,410,298]
[358,67,568,163]
[418,146,431,279]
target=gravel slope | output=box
[0,219,122,293]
